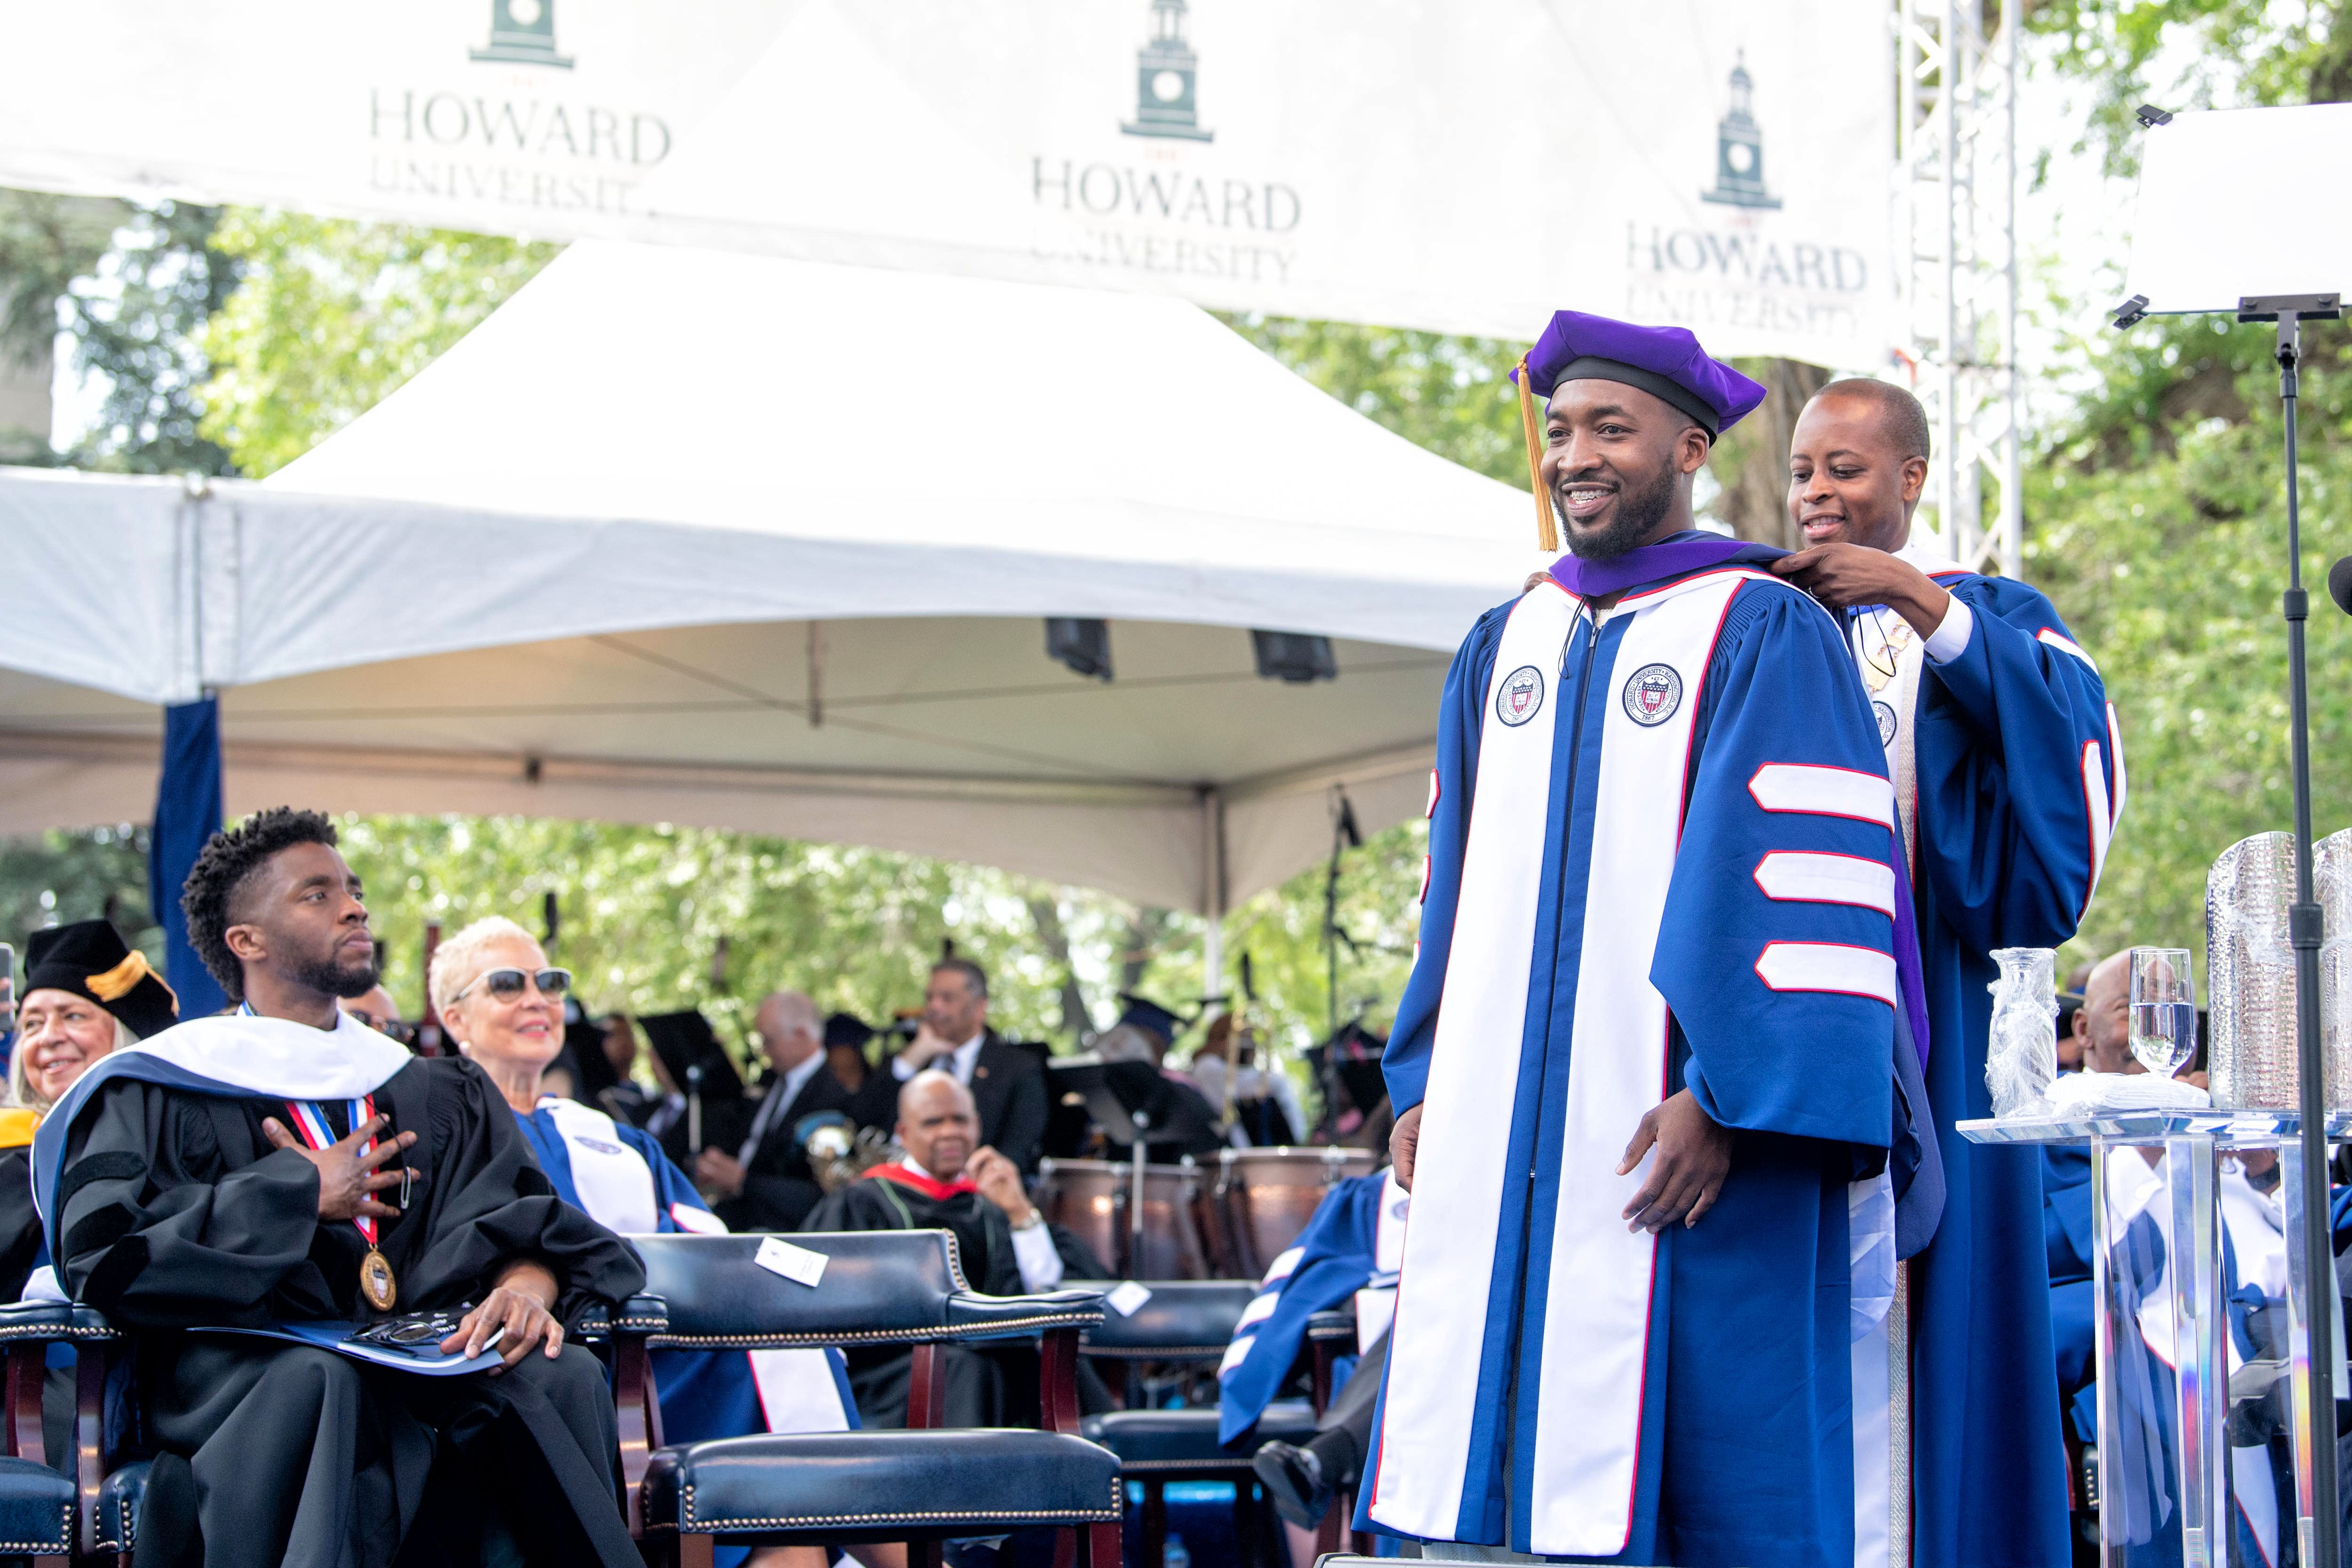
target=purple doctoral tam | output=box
[1507,311,1767,438]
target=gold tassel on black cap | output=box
[1515,354,1560,554]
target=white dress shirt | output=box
[891,1032,987,1085]
[739,1049,827,1165]
[900,1152,1063,1292]
[1923,594,1976,664]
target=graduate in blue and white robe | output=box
[1368,315,1932,1568]
[1781,380,2123,1568]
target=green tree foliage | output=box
[2026,1,2352,174]
[197,213,557,477]
[59,202,239,475]
[0,825,158,971]
[2016,2,2352,966]
[1219,315,1531,488]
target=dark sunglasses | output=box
[453,967,573,1003]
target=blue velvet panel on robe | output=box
[1374,565,1905,1567]
[1898,572,2116,1568]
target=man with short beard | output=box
[1775,379,2121,1568]
[1365,313,1937,1568]
[32,807,647,1568]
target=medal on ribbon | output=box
[284,1095,399,1311]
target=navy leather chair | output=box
[0,1300,120,1566]
[613,1230,1121,1568]
[1074,1281,1321,1568]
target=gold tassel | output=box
[86,949,174,1008]
[1516,355,1560,554]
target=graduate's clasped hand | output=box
[1616,1090,1731,1233]
[261,1113,419,1223]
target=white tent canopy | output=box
[0,241,1539,915]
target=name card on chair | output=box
[755,1237,829,1288]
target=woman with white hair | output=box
[431,916,872,1568]
[0,919,179,1301]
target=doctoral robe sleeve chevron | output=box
[1650,583,1899,1150]
[1916,576,2120,950]
[1382,602,1511,1117]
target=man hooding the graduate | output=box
[1366,314,1940,1568]
[32,808,647,1568]
[1778,379,2122,1568]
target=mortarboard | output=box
[823,1010,876,1050]
[22,920,179,1040]
[1505,311,1769,552]
[1114,992,1191,1046]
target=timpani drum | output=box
[1213,1146,1380,1280]
[1036,1158,1213,1279]
[1035,1158,1122,1274]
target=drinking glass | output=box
[2130,947,2198,1078]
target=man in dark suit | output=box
[693,990,853,1230]
[854,960,1047,1173]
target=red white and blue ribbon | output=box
[282,1095,379,1247]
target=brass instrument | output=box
[807,1119,894,1193]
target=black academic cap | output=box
[1115,992,1189,1045]
[23,920,179,1040]
[823,1010,876,1050]
[638,1009,744,1100]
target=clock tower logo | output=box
[1700,52,1779,210]
[1121,0,1214,143]
[472,0,574,70]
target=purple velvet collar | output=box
[1547,534,1784,600]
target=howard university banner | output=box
[0,0,1894,362]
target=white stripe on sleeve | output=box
[1218,1334,1255,1378]
[2083,741,2113,892]
[1237,1290,1281,1331]
[2037,627,2100,673]
[1747,764,1895,828]
[1261,1245,1305,1286]
[1755,943,1899,1006]
[1752,852,1897,915]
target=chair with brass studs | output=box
[613,1230,1122,1568]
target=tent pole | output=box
[1200,788,1224,997]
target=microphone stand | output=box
[2246,291,2340,1568]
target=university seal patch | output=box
[1495,665,1545,726]
[1874,700,1899,747]
[1621,662,1682,726]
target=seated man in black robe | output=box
[39,807,648,1568]
[801,1069,1106,1427]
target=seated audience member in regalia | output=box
[35,807,648,1568]
[692,990,855,1232]
[430,916,880,1568]
[801,1069,1108,1427]
[0,920,180,1303]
